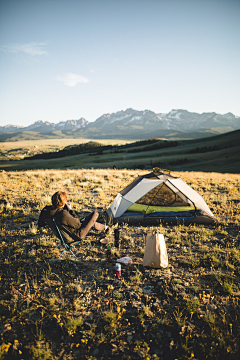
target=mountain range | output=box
[0,118,88,133]
[1,108,239,141]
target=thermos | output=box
[114,228,121,248]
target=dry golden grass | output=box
[0,169,239,359]
[0,138,132,157]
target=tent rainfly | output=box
[107,171,216,225]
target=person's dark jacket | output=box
[38,204,82,237]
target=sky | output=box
[0,0,240,127]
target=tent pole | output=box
[143,182,165,215]
[166,180,197,213]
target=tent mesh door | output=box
[136,183,188,206]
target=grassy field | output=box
[0,138,132,160]
[0,169,240,359]
[0,130,239,173]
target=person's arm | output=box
[65,204,81,219]
[64,203,71,211]
[69,210,79,218]
[63,203,79,217]
[57,210,81,229]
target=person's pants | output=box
[79,211,105,239]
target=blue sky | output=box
[0,0,240,126]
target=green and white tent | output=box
[107,171,216,225]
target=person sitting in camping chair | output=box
[38,191,111,242]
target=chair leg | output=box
[55,243,61,250]
[59,248,66,258]
[56,241,80,258]
[69,241,81,257]
[69,249,76,257]
[70,241,81,250]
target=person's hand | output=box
[65,203,71,211]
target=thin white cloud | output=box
[1,42,48,56]
[56,73,90,87]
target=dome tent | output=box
[107,171,216,225]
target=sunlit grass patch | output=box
[29,342,52,360]
[0,169,239,360]
[65,316,83,334]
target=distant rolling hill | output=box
[1,108,239,142]
[1,129,239,173]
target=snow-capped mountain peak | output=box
[1,109,239,136]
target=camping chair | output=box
[44,218,81,258]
